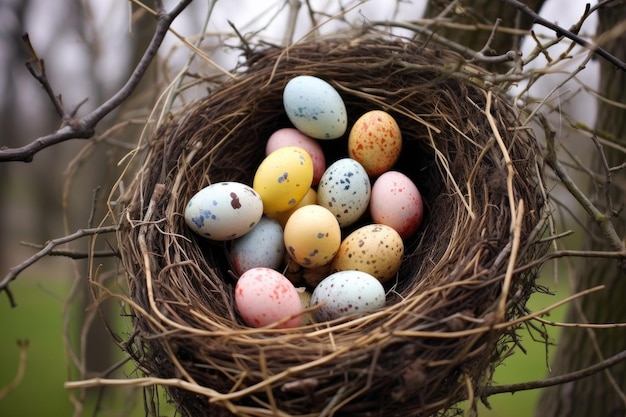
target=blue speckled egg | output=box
[283,75,347,140]
[184,182,263,241]
[317,158,371,227]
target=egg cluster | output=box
[184,75,424,329]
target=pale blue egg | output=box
[283,75,347,140]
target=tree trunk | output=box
[535,3,626,417]
[424,0,545,71]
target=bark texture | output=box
[535,3,626,417]
[425,0,545,69]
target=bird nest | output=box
[117,35,548,417]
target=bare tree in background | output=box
[425,1,626,415]
[535,3,626,416]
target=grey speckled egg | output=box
[310,270,386,322]
[317,158,371,227]
[231,216,285,274]
[184,182,263,241]
[283,75,347,140]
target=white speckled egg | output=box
[331,224,404,283]
[253,146,314,215]
[310,270,386,321]
[231,216,285,275]
[283,205,341,269]
[370,171,424,239]
[235,267,302,328]
[184,182,263,241]
[317,158,371,227]
[283,75,347,140]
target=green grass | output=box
[476,283,568,417]
[1,274,568,417]
[1,275,74,417]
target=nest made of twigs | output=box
[117,35,547,417]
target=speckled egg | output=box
[370,171,424,239]
[348,110,402,176]
[235,267,302,328]
[269,187,317,228]
[266,128,326,185]
[310,270,386,322]
[284,205,341,269]
[283,75,347,140]
[331,224,404,283]
[317,158,371,228]
[231,216,285,275]
[184,182,263,241]
[253,146,313,215]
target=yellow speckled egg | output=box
[284,205,341,269]
[331,224,404,283]
[348,110,402,176]
[268,187,317,228]
[253,146,313,215]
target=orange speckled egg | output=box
[331,224,404,283]
[348,110,402,177]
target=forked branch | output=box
[0,0,192,163]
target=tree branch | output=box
[482,348,626,397]
[0,0,193,163]
[501,0,626,72]
[1,225,118,308]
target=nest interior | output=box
[118,35,547,417]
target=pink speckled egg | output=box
[370,171,424,239]
[348,110,402,176]
[266,128,326,185]
[310,270,386,321]
[235,268,302,328]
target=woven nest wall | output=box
[118,36,547,417]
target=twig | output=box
[541,115,625,254]
[18,242,117,259]
[0,340,29,400]
[590,134,618,217]
[482,348,626,397]
[0,0,192,163]
[501,0,626,72]
[22,34,68,120]
[0,225,118,307]
[469,18,521,65]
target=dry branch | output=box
[0,0,192,163]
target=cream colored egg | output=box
[284,205,341,269]
[331,224,404,283]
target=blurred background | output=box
[0,1,601,416]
